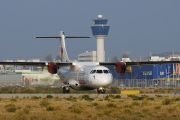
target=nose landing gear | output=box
[62,85,70,93]
[97,87,106,94]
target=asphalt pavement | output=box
[0,93,180,98]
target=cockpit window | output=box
[91,70,111,74]
[90,70,96,74]
[103,70,109,74]
[96,70,103,74]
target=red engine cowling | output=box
[47,62,58,74]
[115,62,127,73]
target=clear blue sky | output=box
[0,1,180,61]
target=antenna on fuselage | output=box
[33,31,90,62]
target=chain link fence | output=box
[113,78,180,88]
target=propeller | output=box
[121,51,131,62]
[109,54,119,62]
[42,53,60,86]
[55,53,61,62]
[109,51,132,73]
[44,53,61,62]
[122,51,131,58]
[109,51,131,62]
[44,53,53,62]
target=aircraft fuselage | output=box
[57,63,113,90]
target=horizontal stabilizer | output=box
[33,37,62,38]
[33,36,90,39]
[66,36,91,38]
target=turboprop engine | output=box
[47,62,58,74]
[115,62,132,73]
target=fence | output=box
[113,78,180,88]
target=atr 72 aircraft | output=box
[1,31,180,93]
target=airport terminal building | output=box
[111,63,180,88]
[110,55,180,88]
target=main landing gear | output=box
[97,87,106,94]
[62,85,70,93]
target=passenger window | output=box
[103,70,109,74]
[96,70,103,74]
[90,70,96,74]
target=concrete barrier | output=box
[121,90,140,95]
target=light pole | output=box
[153,65,159,86]
[142,71,147,88]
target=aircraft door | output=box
[89,70,97,84]
[77,72,86,84]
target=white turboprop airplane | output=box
[1,31,180,93]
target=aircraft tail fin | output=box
[34,31,90,62]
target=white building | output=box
[0,59,41,71]
[149,56,180,61]
[121,58,131,62]
[149,56,166,61]
[78,51,97,62]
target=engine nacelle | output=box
[47,62,58,74]
[115,62,132,73]
[115,62,126,73]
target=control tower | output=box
[91,15,110,62]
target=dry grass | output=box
[0,95,180,120]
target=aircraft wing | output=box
[99,61,180,66]
[1,61,180,67]
[125,61,180,66]
[99,60,180,73]
[0,62,72,67]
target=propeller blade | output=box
[55,53,61,61]
[44,53,53,62]
[122,51,131,58]
[109,55,119,62]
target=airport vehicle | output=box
[1,31,180,93]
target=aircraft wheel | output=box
[97,88,106,94]
[102,89,106,94]
[97,89,100,94]
[62,86,70,94]
[62,87,66,93]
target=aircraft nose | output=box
[90,74,113,87]
[102,76,113,86]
